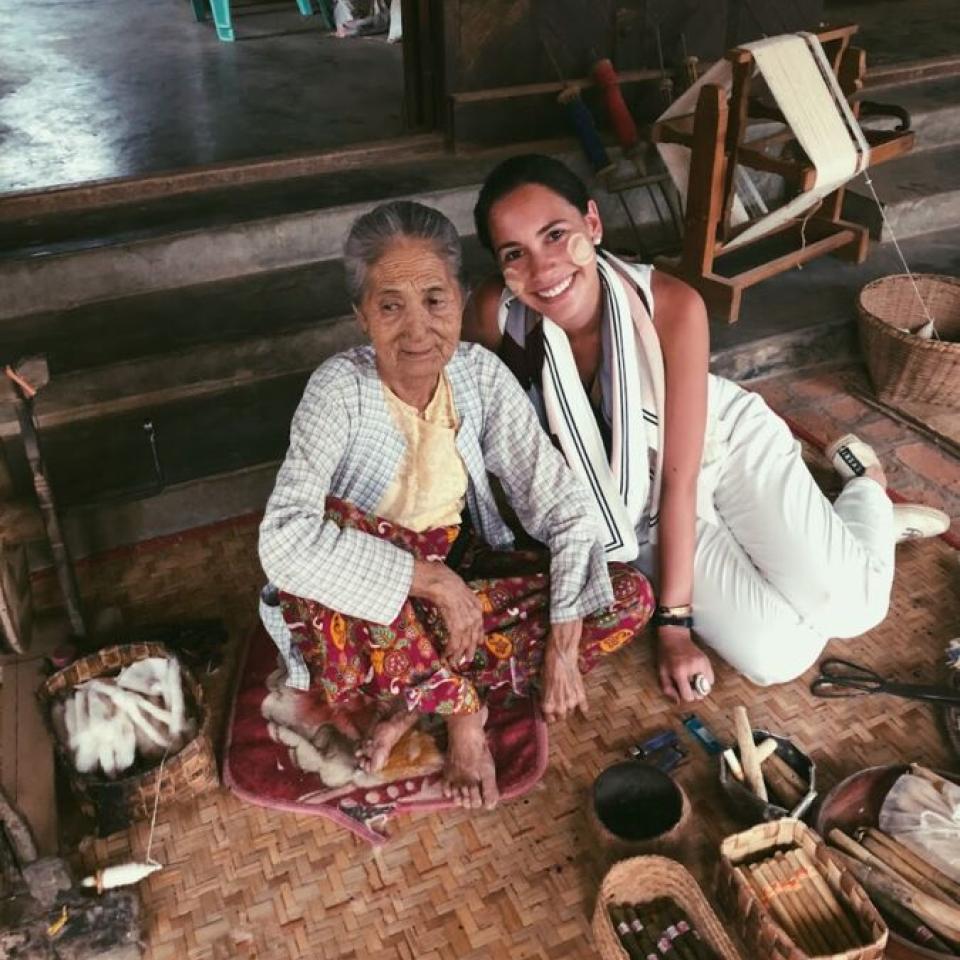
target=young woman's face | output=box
[486,182,603,333]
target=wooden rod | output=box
[755,738,779,763]
[766,853,833,954]
[734,707,766,801]
[870,889,958,956]
[860,834,955,904]
[746,861,800,942]
[828,845,960,943]
[762,763,805,811]
[774,852,845,953]
[866,828,960,902]
[788,848,862,945]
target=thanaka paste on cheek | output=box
[567,232,595,266]
[503,266,526,297]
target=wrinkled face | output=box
[357,238,463,390]
[487,182,603,334]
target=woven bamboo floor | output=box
[46,502,958,960]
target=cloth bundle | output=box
[333,0,401,41]
[51,657,196,779]
[880,771,960,883]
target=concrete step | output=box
[6,236,493,376]
[844,141,960,241]
[0,146,679,321]
[0,150,532,321]
[863,74,960,153]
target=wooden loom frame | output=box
[651,24,915,323]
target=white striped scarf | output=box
[498,253,664,561]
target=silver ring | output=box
[692,673,712,697]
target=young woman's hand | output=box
[656,626,714,703]
[411,559,484,667]
[542,619,588,722]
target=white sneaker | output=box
[894,503,951,543]
[824,433,880,481]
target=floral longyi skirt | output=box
[279,497,655,716]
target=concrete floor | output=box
[825,0,960,66]
[2,0,956,196]
[0,0,404,194]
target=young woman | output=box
[465,154,948,703]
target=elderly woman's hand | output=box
[411,559,484,668]
[542,619,588,722]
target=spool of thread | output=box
[558,87,615,178]
[591,59,639,153]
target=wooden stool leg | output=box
[209,0,235,41]
[314,0,334,29]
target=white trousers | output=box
[635,379,895,686]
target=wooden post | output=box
[680,83,728,280]
[719,55,753,242]
[6,360,86,640]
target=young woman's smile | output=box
[488,182,603,335]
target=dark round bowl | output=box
[590,761,690,858]
[817,763,959,960]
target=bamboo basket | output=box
[593,855,743,960]
[40,642,218,837]
[718,818,887,960]
[857,274,960,406]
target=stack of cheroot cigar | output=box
[828,767,960,956]
[723,706,809,809]
[733,847,865,954]
[608,899,719,960]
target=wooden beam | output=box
[449,68,666,105]
[680,84,728,278]
[719,58,756,241]
[0,652,59,856]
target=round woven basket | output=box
[593,855,743,960]
[40,642,218,836]
[857,274,960,406]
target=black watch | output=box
[652,612,694,629]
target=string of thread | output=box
[144,748,169,866]
[860,169,939,338]
[793,197,824,269]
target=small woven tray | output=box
[718,818,887,960]
[40,642,218,836]
[593,855,743,960]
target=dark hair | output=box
[343,200,464,303]
[473,154,592,252]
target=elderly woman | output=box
[259,200,654,811]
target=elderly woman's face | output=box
[357,238,463,390]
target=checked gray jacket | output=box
[259,342,614,640]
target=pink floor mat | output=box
[224,626,548,844]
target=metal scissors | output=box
[810,657,960,705]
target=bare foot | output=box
[355,703,419,774]
[442,706,499,811]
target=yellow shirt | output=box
[376,373,468,532]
